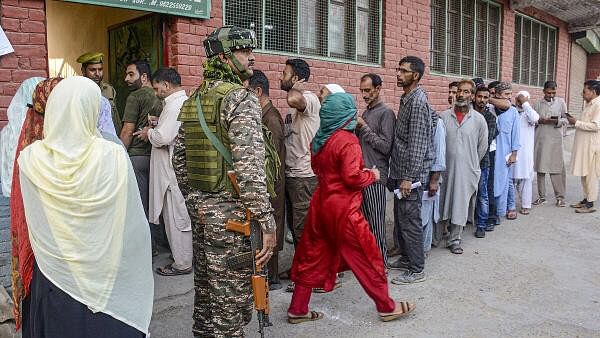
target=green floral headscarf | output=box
[311,93,357,153]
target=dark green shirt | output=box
[122,86,162,156]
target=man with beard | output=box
[120,60,163,254]
[532,81,568,207]
[438,79,487,254]
[356,73,396,267]
[280,59,321,246]
[77,52,121,134]
[472,85,497,238]
[388,56,434,284]
[172,26,276,337]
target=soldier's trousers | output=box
[191,210,253,338]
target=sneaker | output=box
[391,270,426,285]
[485,224,495,232]
[532,197,547,206]
[474,228,486,238]
[556,199,567,207]
[387,258,410,271]
[570,199,588,208]
[575,202,596,213]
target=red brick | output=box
[29,56,46,69]
[15,45,46,57]
[0,18,20,31]
[18,0,45,9]
[2,6,29,19]
[5,32,29,44]
[11,69,46,82]
[29,32,46,44]
[0,56,18,68]
[28,8,45,21]
[0,69,12,81]
[0,95,12,107]
[20,20,46,33]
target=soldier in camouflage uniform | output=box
[172,26,276,338]
[77,52,122,135]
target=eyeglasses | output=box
[396,68,414,74]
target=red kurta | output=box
[290,130,389,294]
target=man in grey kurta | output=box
[533,81,568,207]
[439,79,488,253]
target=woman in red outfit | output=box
[287,91,416,324]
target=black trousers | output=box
[22,263,145,338]
[487,151,497,225]
[393,186,425,273]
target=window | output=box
[430,0,501,79]
[512,14,556,87]
[224,0,382,64]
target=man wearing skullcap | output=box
[77,52,122,134]
[513,91,539,215]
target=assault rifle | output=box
[224,171,272,337]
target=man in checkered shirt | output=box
[387,56,435,285]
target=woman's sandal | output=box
[507,210,518,220]
[287,311,324,324]
[519,208,530,215]
[155,263,192,276]
[379,302,416,322]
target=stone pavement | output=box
[151,131,600,338]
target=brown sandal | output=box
[379,301,416,322]
[155,264,192,276]
[519,208,530,215]
[506,210,518,220]
[288,310,324,324]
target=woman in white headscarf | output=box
[18,76,153,337]
[0,77,44,196]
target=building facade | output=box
[1,0,600,129]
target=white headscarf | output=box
[517,90,531,99]
[18,76,153,335]
[0,77,44,196]
[325,83,346,94]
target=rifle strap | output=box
[195,95,233,166]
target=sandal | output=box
[285,282,295,293]
[506,210,518,220]
[313,282,342,293]
[379,301,416,322]
[448,244,463,255]
[288,310,324,324]
[155,263,192,276]
[519,208,530,215]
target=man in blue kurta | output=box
[492,82,520,222]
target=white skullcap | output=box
[325,84,345,94]
[517,90,530,99]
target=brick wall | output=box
[0,0,48,128]
[587,53,600,80]
[165,0,571,115]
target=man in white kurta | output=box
[136,68,192,274]
[439,79,488,254]
[567,80,600,213]
[513,91,539,214]
[533,81,568,207]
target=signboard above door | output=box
[62,0,210,19]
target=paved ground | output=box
[149,131,600,338]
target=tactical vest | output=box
[179,82,238,193]
[179,82,281,197]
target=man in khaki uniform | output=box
[77,52,122,134]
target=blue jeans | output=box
[496,170,516,217]
[476,167,490,229]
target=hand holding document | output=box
[393,181,422,200]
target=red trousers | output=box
[288,241,395,315]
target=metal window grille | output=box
[512,13,556,87]
[224,0,381,65]
[430,0,501,79]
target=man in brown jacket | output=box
[249,70,286,289]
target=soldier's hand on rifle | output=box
[255,231,276,267]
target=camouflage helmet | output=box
[203,25,258,58]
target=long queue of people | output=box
[0,24,599,337]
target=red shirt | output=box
[455,108,466,124]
